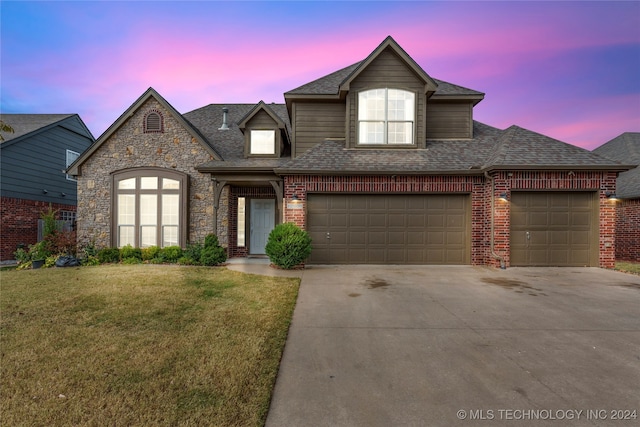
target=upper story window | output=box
[250,130,276,155]
[66,149,80,181]
[144,110,164,133]
[358,89,415,145]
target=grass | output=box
[615,261,640,275]
[0,265,300,426]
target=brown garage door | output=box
[510,192,598,266]
[307,194,470,264]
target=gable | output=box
[68,88,221,176]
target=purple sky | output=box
[1,1,639,150]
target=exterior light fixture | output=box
[499,192,509,201]
[606,192,619,201]
[42,189,48,194]
[291,193,300,203]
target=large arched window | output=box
[358,88,415,145]
[112,168,187,248]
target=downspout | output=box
[485,171,506,269]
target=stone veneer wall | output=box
[76,98,217,249]
[616,199,639,261]
[283,171,617,268]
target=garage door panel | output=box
[308,194,470,264]
[511,192,596,267]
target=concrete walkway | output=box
[266,265,640,427]
[225,257,304,278]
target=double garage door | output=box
[307,194,470,264]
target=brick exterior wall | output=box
[616,199,640,261]
[0,197,76,261]
[76,98,217,250]
[282,171,617,268]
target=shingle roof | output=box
[593,132,640,198]
[0,114,74,143]
[275,122,626,175]
[184,103,292,169]
[284,62,483,98]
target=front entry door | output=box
[250,199,275,255]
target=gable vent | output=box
[144,111,164,133]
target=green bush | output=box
[97,248,120,264]
[122,256,142,265]
[160,246,183,263]
[141,246,161,261]
[177,256,197,265]
[265,223,312,269]
[120,244,142,261]
[14,248,30,265]
[200,234,226,266]
[83,256,100,266]
[184,242,204,264]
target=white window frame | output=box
[357,88,415,145]
[66,149,80,181]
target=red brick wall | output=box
[0,197,76,261]
[282,171,617,268]
[616,199,640,261]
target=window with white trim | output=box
[114,170,186,248]
[250,130,276,154]
[66,149,80,180]
[358,89,415,145]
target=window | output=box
[113,169,186,248]
[358,89,415,145]
[144,110,164,133]
[250,130,276,154]
[237,197,246,247]
[66,149,80,180]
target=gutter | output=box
[484,171,506,269]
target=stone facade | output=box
[76,98,217,250]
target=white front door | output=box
[250,199,275,254]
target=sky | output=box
[1,1,639,150]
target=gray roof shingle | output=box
[593,132,640,198]
[184,103,292,169]
[0,114,74,143]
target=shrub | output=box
[200,234,226,266]
[141,246,161,261]
[83,256,100,266]
[120,244,142,261]
[184,242,204,264]
[122,256,142,265]
[177,256,197,265]
[97,248,120,264]
[28,241,52,261]
[160,246,183,263]
[265,223,312,269]
[14,248,30,265]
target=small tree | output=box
[200,234,226,266]
[265,223,312,269]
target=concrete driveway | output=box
[266,266,640,427]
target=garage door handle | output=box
[326,232,331,239]
[526,231,530,240]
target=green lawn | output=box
[615,261,640,275]
[0,265,299,426]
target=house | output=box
[68,37,630,268]
[593,133,640,261]
[0,114,95,261]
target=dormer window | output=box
[144,110,164,133]
[250,130,276,155]
[358,89,415,145]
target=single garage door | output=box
[510,192,598,266]
[307,194,470,264]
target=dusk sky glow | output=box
[1,1,639,150]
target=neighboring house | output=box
[69,37,630,268]
[0,114,95,261]
[593,133,640,261]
